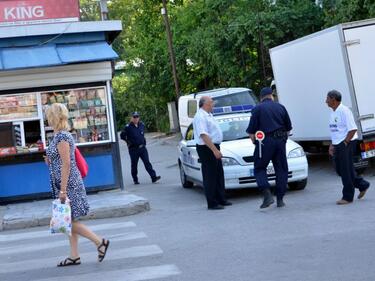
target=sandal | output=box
[57,257,81,267]
[97,238,110,262]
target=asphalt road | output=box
[2,134,375,281]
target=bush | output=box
[113,75,171,132]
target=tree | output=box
[103,0,373,131]
[322,0,375,26]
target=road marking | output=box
[0,232,147,256]
[0,245,163,274]
[0,221,136,242]
[40,264,181,281]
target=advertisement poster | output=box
[0,0,80,26]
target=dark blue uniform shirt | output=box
[246,98,292,134]
[120,121,146,148]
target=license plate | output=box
[250,166,275,176]
[362,149,375,159]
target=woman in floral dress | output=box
[45,103,109,266]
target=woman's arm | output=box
[57,141,71,202]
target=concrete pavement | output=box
[4,133,375,280]
[0,190,149,231]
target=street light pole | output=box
[161,0,180,101]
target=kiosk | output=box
[0,0,124,203]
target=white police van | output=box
[178,88,257,138]
[177,88,309,190]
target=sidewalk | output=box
[0,132,178,232]
[0,190,149,231]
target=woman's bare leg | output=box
[72,221,102,247]
[68,231,79,258]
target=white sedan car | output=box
[178,113,308,190]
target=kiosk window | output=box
[24,121,41,146]
[0,123,14,147]
[42,87,110,145]
[0,94,38,121]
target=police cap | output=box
[260,87,273,98]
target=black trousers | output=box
[254,137,288,200]
[196,144,227,208]
[334,141,369,201]
[129,146,156,182]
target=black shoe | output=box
[221,201,232,206]
[208,205,225,210]
[260,188,275,209]
[152,176,161,183]
[277,199,285,208]
[358,182,370,199]
[134,181,140,185]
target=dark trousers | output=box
[129,146,156,182]
[334,141,369,201]
[254,137,288,200]
[196,144,227,208]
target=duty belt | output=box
[266,130,288,138]
[129,144,145,149]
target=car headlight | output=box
[222,157,240,166]
[288,147,305,158]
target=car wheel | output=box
[179,162,194,188]
[288,179,307,190]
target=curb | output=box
[1,192,150,232]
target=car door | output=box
[180,124,202,181]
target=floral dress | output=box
[46,131,89,220]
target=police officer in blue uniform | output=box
[120,112,161,185]
[246,87,292,208]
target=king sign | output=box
[4,6,44,20]
[0,0,80,26]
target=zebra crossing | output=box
[0,220,181,281]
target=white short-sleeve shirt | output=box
[329,103,358,145]
[193,108,223,145]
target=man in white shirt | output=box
[326,90,370,205]
[193,96,232,210]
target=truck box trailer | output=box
[270,18,375,164]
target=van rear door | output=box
[344,23,375,135]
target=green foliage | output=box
[323,0,375,26]
[102,0,374,131]
[79,0,101,21]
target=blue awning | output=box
[0,42,118,71]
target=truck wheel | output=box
[179,162,193,188]
[288,179,307,190]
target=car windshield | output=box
[212,90,257,108]
[217,116,250,142]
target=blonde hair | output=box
[46,103,70,131]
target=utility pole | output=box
[97,0,109,20]
[161,0,180,101]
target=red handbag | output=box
[75,147,88,178]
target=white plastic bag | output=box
[50,199,72,236]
